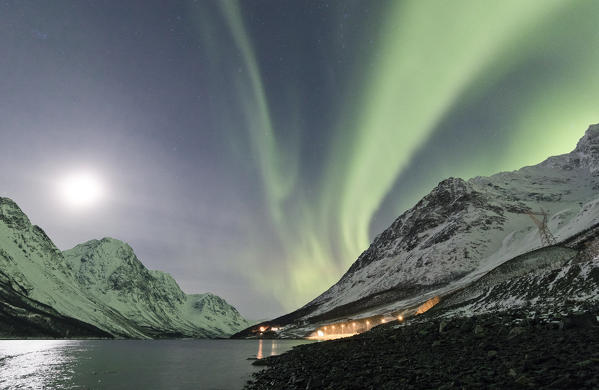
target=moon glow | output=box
[58,171,104,209]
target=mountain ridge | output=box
[0,198,249,338]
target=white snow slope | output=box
[269,124,599,333]
[0,201,249,338]
[435,229,599,319]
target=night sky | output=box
[2,0,599,319]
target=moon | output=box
[58,171,105,209]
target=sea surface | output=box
[0,339,312,389]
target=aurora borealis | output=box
[2,0,599,318]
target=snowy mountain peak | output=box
[70,237,134,257]
[190,293,243,316]
[574,124,599,173]
[435,177,468,192]
[344,177,482,276]
[64,237,155,291]
[64,237,187,304]
[575,123,599,151]
[0,197,31,229]
[420,177,475,209]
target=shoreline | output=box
[246,309,599,389]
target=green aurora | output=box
[197,0,599,311]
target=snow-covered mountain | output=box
[434,224,599,318]
[63,238,250,337]
[242,124,599,337]
[0,199,249,338]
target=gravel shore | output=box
[246,310,599,389]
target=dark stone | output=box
[439,320,449,334]
[245,309,599,390]
[474,324,485,336]
[507,326,527,339]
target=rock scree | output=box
[245,309,599,389]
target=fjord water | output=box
[0,339,311,389]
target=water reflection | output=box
[255,339,284,360]
[257,339,263,359]
[0,339,311,389]
[0,340,83,389]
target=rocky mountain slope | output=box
[0,198,249,338]
[240,124,599,337]
[0,270,112,338]
[433,223,599,319]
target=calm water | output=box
[0,339,311,390]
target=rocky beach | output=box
[246,308,599,389]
